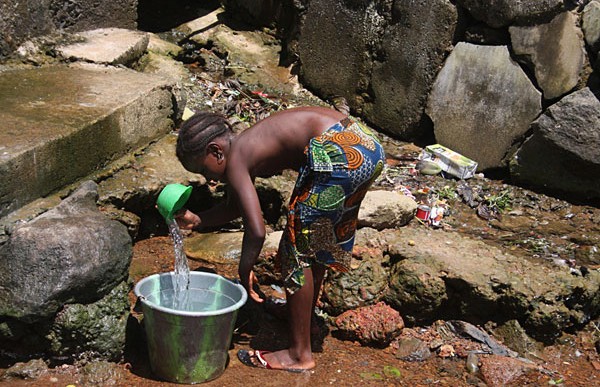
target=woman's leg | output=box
[263,263,325,336]
[257,267,316,370]
[285,267,315,364]
[312,263,326,311]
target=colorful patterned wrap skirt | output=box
[277,117,386,293]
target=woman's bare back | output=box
[232,106,347,177]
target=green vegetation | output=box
[484,189,512,213]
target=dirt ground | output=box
[2,225,599,387]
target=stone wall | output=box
[224,0,600,204]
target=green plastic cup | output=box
[156,183,192,220]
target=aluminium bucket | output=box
[134,271,247,384]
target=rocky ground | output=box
[2,19,600,387]
[1,205,599,386]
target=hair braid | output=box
[176,111,232,164]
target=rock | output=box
[80,360,126,385]
[583,1,600,55]
[1,358,48,380]
[379,227,600,342]
[479,355,539,386]
[322,248,389,315]
[0,181,132,322]
[426,42,542,170]
[0,182,131,361]
[255,174,296,228]
[184,232,243,264]
[489,319,544,360]
[99,206,141,241]
[362,0,457,140]
[137,51,190,84]
[510,12,585,100]
[56,28,149,66]
[386,254,448,325]
[358,190,417,230]
[47,281,130,361]
[456,0,565,28]
[296,0,457,140]
[147,33,183,57]
[333,301,404,347]
[182,9,302,96]
[393,337,432,362]
[510,87,600,204]
[466,352,479,373]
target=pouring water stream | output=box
[167,217,191,310]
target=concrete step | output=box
[0,62,176,217]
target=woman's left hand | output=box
[240,268,264,304]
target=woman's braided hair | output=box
[176,111,233,166]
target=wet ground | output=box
[1,217,599,386]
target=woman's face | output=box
[184,146,226,182]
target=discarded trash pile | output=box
[183,75,292,130]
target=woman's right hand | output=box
[173,209,200,230]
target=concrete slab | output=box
[0,62,175,217]
[56,28,149,65]
[177,9,304,96]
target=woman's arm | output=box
[227,163,266,304]
[174,190,241,230]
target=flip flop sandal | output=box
[237,349,306,373]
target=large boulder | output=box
[456,0,565,28]
[322,223,600,343]
[322,250,390,315]
[379,227,600,342]
[0,181,132,322]
[361,0,457,140]
[510,87,600,204]
[295,1,376,107]
[46,281,130,361]
[0,181,132,360]
[583,1,600,58]
[296,0,457,141]
[509,11,585,100]
[426,42,542,171]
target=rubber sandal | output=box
[237,349,306,373]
